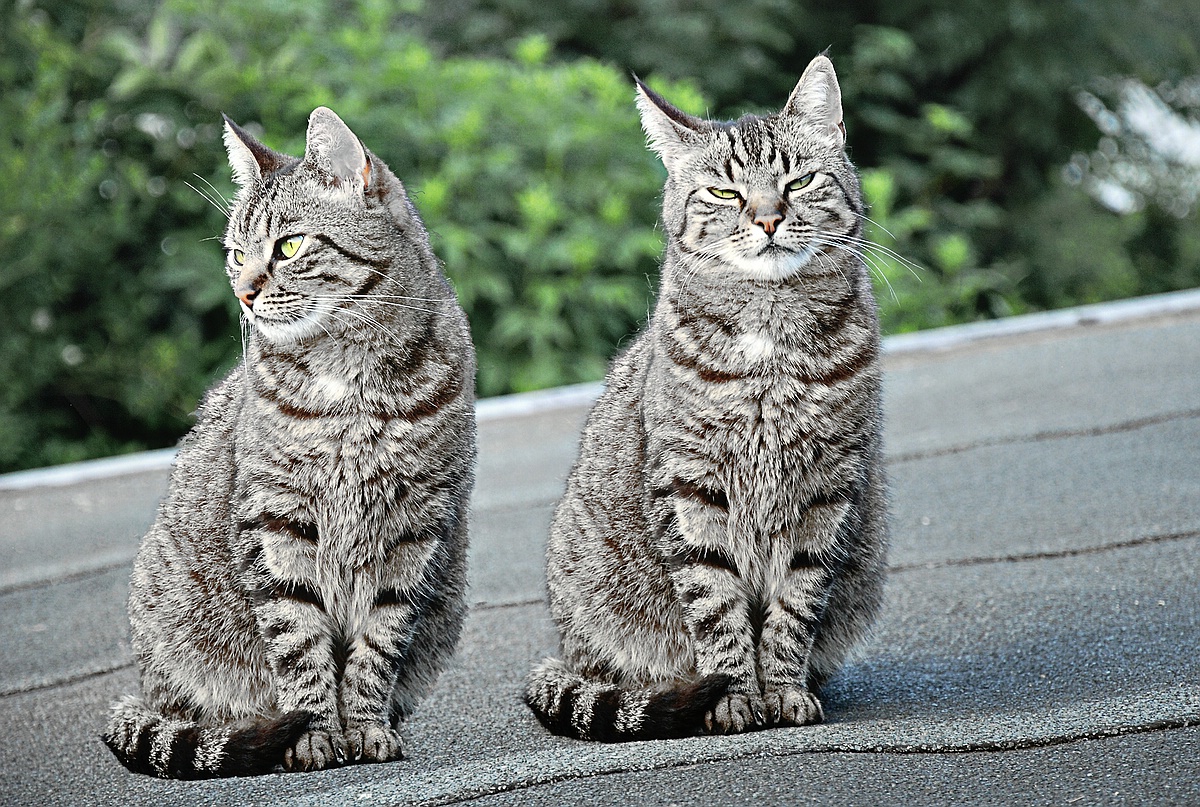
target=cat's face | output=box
[637,56,862,282]
[221,108,400,345]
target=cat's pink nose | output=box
[755,212,783,235]
[236,277,262,307]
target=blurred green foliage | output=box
[1,0,1198,472]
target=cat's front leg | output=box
[658,479,764,734]
[758,498,851,727]
[240,517,345,771]
[336,537,443,764]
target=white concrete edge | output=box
[883,286,1200,355]
[3,286,1198,492]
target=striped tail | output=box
[102,695,311,779]
[524,658,730,742]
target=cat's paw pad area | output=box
[284,729,345,772]
[764,688,824,726]
[344,724,404,763]
[705,693,767,734]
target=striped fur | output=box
[102,696,310,779]
[527,56,888,740]
[525,660,730,742]
[104,108,476,778]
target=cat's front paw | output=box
[284,729,346,772]
[705,693,767,734]
[344,724,404,764]
[764,687,824,727]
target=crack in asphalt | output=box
[417,716,1200,806]
[888,408,1200,465]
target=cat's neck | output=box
[243,312,433,410]
[660,248,866,332]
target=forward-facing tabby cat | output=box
[525,55,888,741]
[103,108,476,778]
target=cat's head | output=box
[221,107,420,345]
[636,55,862,283]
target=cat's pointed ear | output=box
[222,115,287,186]
[634,76,706,170]
[783,55,846,148]
[304,107,371,192]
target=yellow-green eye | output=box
[278,235,304,259]
[786,173,816,193]
[708,187,740,200]
[231,249,245,266]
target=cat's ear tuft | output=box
[782,55,845,148]
[222,115,286,186]
[304,107,370,192]
[634,76,706,170]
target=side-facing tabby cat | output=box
[102,107,476,778]
[525,55,888,741]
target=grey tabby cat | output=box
[525,55,888,741]
[102,107,476,778]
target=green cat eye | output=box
[786,173,816,193]
[708,187,740,200]
[278,235,304,260]
[231,249,245,266]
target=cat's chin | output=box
[721,244,818,282]
[246,312,327,345]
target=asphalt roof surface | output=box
[2,289,1198,806]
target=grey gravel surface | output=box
[1,292,1198,806]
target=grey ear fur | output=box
[222,115,287,186]
[304,107,370,192]
[634,76,707,169]
[782,55,845,147]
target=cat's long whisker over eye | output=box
[194,173,232,211]
[185,180,231,216]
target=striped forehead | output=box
[228,176,306,244]
[706,117,802,182]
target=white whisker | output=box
[193,174,231,210]
[184,180,229,216]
